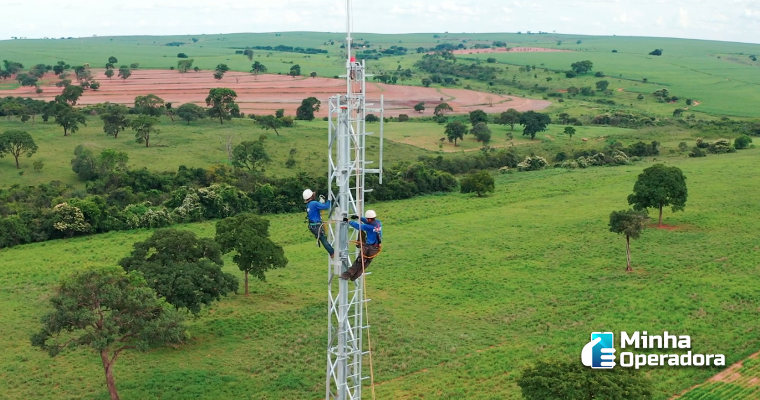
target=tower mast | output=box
[325,1,383,399]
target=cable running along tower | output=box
[325,1,383,399]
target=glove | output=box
[342,217,348,222]
[350,215,359,220]
[319,195,326,204]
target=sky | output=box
[2,0,759,44]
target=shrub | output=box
[735,134,752,149]
[689,147,707,157]
[397,114,409,122]
[519,360,653,400]
[517,155,548,171]
[708,139,734,154]
[460,170,494,197]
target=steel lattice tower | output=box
[325,1,383,398]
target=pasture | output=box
[1,31,760,399]
[1,148,758,399]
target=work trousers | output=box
[344,244,380,281]
[308,223,334,256]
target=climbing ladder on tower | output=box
[323,10,383,397]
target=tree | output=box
[70,145,98,180]
[52,61,69,76]
[414,102,425,113]
[130,115,159,147]
[570,60,593,74]
[213,63,229,80]
[289,64,301,77]
[205,88,238,124]
[55,104,87,136]
[444,121,467,146]
[99,103,130,139]
[51,202,91,236]
[96,148,128,177]
[176,103,206,124]
[256,114,284,135]
[0,129,38,169]
[470,122,491,144]
[519,111,551,139]
[243,48,254,61]
[71,146,128,181]
[469,109,488,126]
[627,164,687,226]
[177,59,194,73]
[595,80,610,92]
[250,61,267,76]
[29,63,50,78]
[232,136,270,173]
[119,229,238,314]
[295,96,321,121]
[133,94,165,116]
[460,170,494,197]
[518,360,653,400]
[310,71,317,78]
[108,56,118,64]
[3,60,23,74]
[215,213,287,295]
[117,66,131,79]
[609,209,649,272]
[421,77,432,87]
[104,68,114,79]
[73,65,93,83]
[57,84,84,105]
[563,126,576,140]
[496,108,521,130]
[165,102,175,122]
[649,48,663,56]
[16,73,38,87]
[31,267,186,400]
[434,102,453,117]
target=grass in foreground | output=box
[1,148,759,399]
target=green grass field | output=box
[1,147,759,399]
[0,117,431,187]
[2,31,760,399]
[0,112,741,190]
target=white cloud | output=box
[678,8,690,28]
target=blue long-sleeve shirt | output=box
[349,217,382,245]
[306,200,331,222]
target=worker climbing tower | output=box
[325,1,383,399]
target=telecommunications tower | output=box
[324,1,383,399]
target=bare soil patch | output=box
[655,224,680,231]
[0,70,551,117]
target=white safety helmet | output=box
[302,189,314,201]
[365,210,377,219]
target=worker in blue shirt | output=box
[303,188,334,258]
[341,210,382,281]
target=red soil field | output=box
[0,69,551,117]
